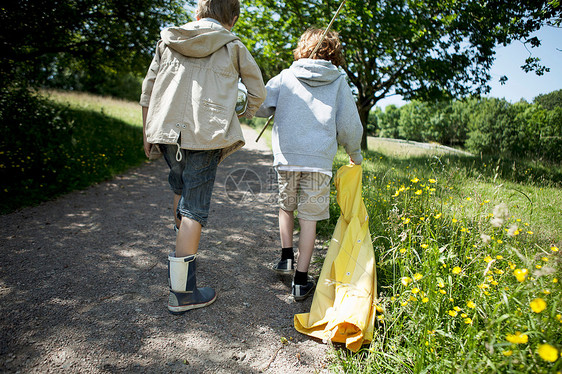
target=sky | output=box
[376,25,562,109]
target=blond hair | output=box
[293,28,344,67]
[196,0,240,26]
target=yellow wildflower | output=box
[401,277,413,286]
[461,313,468,318]
[434,213,442,219]
[412,288,420,294]
[429,179,436,183]
[448,310,458,317]
[438,281,445,288]
[467,301,476,309]
[411,177,419,183]
[464,318,472,324]
[551,245,559,252]
[452,218,458,223]
[415,190,422,195]
[422,297,429,303]
[452,267,462,275]
[439,289,447,295]
[502,350,513,357]
[399,248,406,253]
[506,332,528,344]
[542,257,549,262]
[453,306,461,312]
[421,244,429,249]
[413,273,423,281]
[496,255,504,260]
[538,344,559,363]
[484,256,493,263]
[513,268,529,282]
[530,298,547,313]
[401,301,408,306]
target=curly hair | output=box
[293,28,344,67]
[196,0,240,26]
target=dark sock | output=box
[281,247,294,261]
[294,270,308,285]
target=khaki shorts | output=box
[277,170,331,221]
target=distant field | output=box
[367,136,473,158]
[43,89,143,128]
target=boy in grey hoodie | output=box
[140,0,266,314]
[256,29,363,301]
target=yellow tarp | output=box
[294,164,377,352]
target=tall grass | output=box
[328,149,562,373]
[0,89,145,213]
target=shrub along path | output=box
[0,126,330,373]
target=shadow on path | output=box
[0,126,329,373]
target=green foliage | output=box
[328,148,562,373]
[374,93,562,163]
[0,88,145,213]
[0,0,191,91]
[534,89,562,110]
[236,0,559,148]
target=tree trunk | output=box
[357,104,372,150]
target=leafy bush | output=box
[0,88,145,213]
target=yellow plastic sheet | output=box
[294,164,377,352]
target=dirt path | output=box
[0,126,331,373]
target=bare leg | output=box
[173,194,181,229]
[279,208,294,248]
[175,216,202,257]
[296,218,317,272]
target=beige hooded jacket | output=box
[140,19,266,161]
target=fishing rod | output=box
[255,0,347,142]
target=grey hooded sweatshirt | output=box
[256,58,363,170]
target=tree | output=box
[534,89,562,110]
[236,0,561,149]
[0,0,191,89]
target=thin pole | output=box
[309,0,347,58]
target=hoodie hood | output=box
[289,59,343,87]
[161,20,239,58]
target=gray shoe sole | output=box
[168,294,217,315]
[272,266,294,275]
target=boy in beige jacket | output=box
[140,0,266,314]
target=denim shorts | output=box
[160,144,221,227]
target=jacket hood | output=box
[289,59,343,87]
[161,20,239,58]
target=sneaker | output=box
[272,258,294,275]
[292,280,315,301]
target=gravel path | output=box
[0,126,331,373]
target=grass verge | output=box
[0,89,145,214]
[327,148,561,373]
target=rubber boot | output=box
[168,254,216,314]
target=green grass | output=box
[0,89,145,213]
[327,148,562,373]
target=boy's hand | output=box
[350,156,361,165]
[144,138,153,159]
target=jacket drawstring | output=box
[176,143,182,162]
